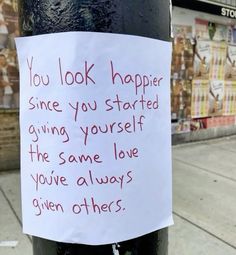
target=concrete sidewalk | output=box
[170,136,236,255]
[1,136,236,254]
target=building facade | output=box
[0,0,19,171]
[172,0,236,143]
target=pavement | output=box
[1,136,236,255]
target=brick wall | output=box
[0,110,20,171]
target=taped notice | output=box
[16,32,173,245]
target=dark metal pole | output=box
[18,1,170,254]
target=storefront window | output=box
[172,6,236,133]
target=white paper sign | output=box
[16,32,173,245]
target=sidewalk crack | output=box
[0,185,32,244]
[173,211,236,250]
[173,158,236,183]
